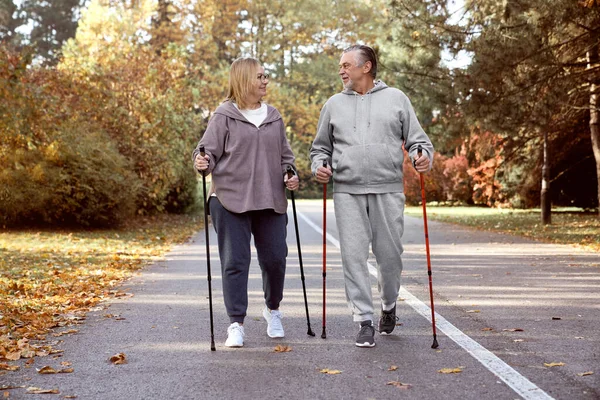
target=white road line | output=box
[296,210,554,400]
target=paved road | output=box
[3,200,599,399]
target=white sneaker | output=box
[263,307,285,338]
[225,322,244,347]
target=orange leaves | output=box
[544,362,565,368]
[0,363,19,371]
[319,368,342,375]
[439,367,464,374]
[37,366,74,374]
[109,353,127,365]
[273,345,292,353]
[0,214,200,365]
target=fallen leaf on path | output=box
[551,317,562,320]
[386,381,411,389]
[388,365,398,371]
[466,310,480,313]
[4,352,20,361]
[481,327,493,331]
[319,369,342,375]
[60,361,72,367]
[0,364,19,371]
[513,339,524,342]
[64,396,78,399]
[3,391,9,398]
[59,368,74,373]
[544,362,565,367]
[273,345,292,353]
[52,329,78,337]
[109,353,127,365]
[502,328,524,332]
[37,366,57,374]
[26,387,59,394]
[577,371,593,377]
[439,367,463,374]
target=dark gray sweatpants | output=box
[209,197,288,324]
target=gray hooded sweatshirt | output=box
[192,100,295,214]
[310,80,434,194]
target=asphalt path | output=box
[2,200,599,399]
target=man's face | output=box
[338,51,365,90]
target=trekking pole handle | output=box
[414,145,423,169]
[286,165,295,179]
[200,145,205,157]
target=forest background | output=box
[1,0,599,227]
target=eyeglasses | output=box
[257,74,270,82]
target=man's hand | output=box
[284,174,299,191]
[194,153,210,171]
[315,164,332,184]
[414,153,430,173]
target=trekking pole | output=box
[199,146,216,351]
[417,145,439,349]
[286,166,316,337]
[321,160,327,339]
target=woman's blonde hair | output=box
[227,57,261,109]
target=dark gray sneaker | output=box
[355,320,375,347]
[379,305,398,335]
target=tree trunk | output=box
[541,129,551,224]
[588,42,600,217]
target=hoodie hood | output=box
[341,80,389,131]
[341,79,388,95]
[213,100,282,126]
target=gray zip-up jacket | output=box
[310,80,434,194]
[192,100,295,214]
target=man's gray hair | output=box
[343,45,378,79]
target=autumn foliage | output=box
[0,43,200,227]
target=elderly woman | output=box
[192,57,299,348]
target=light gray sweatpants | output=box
[333,192,405,322]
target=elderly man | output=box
[310,44,434,348]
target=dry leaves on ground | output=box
[544,362,565,367]
[37,366,74,374]
[577,371,593,376]
[0,363,19,371]
[109,353,127,365]
[26,387,59,394]
[319,368,342,375]
[503,328,524,332]
[0,215,200,364]
[388,365,399,371]
[439,367,463,374]
[273,345,292,353]
[386,381,412,389]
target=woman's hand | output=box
[284,174,299,191]
[194,153,210,171]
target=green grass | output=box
[405,206,599,252]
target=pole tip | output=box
[211,346,216,351]
[321,327,327,339]
[431,337,439,349]
[308,328,316,337]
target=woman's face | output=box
[250,65,268,100]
